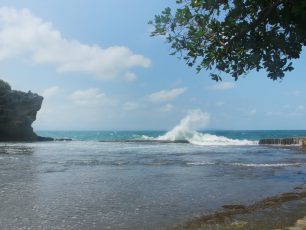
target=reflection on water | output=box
[0,141,306,229]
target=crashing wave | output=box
[156,110,256,146]
[157,130,256,145]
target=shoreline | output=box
[175,188,306,229]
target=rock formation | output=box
[0,79,52,141]
[259,137,306,147]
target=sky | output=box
[0,0,305,131]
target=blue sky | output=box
[0,0,305,130]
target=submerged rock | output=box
[0,79,53,141]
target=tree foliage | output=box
[0,79,11,91]
[150,0,306,81]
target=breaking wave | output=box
[156,110,257,146]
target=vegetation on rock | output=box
[0,79,11,91]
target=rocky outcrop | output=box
[259,137,306,147]
[0,79,53,141]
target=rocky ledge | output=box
[0,79,53,141]
[259,137,306,147]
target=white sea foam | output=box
[140,135,153,140]
[230,163,302,167]
[186,161,302,167]
[186,161,215,166]
[157,110,256,145]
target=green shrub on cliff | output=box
[0,79,11,91]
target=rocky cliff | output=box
[0,79,51,141]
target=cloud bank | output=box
[211,82,236,90]
[0,7,151,79]
[148,88,186,102]
[70,88,114,106]
[42,86,60,98]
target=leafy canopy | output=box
[150,0,306,81]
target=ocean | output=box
[1,128,306,229]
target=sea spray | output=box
[157,110,210,141]
[157,110,256,145]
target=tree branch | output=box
[223,0,286,52]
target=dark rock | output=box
[37,136,54,141]
[259,137,306,146]
[54,138,72,141]
[222,205,246,210]
[294,186,304,190]
[0,79,52,141]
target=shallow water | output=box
[0,138,306,229]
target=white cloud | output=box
[0,7,151,79]
[292,90,301,96]
[285,90,301,96]
[123,102,141,111]
[266,111,281,116]
[70,88,114,106]
[296,105,305,112]
[42,86,60,98]
[159,104,174,112]
[291,105,306,116]
[148,88,186,102]
[124,72,137,81]
[266,105,305,117]
[215,101,225,107]
[211,82,236,90]
[248,109,256,116]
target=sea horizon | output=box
[35,129,306,143]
